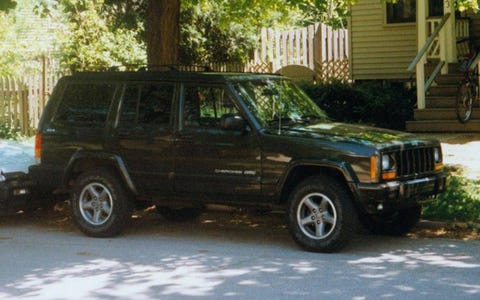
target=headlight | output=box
[382,154,396,171]
[434,147,441,163]
[434,147,443,171]
[381,153,396,180]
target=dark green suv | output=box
[29,70,446,252]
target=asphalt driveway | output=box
[0,209,479,300]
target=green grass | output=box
[423,166,480,222]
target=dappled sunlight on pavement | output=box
[0,211,479,299]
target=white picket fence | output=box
[252,23,349,81]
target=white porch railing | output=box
[408,13,451,109]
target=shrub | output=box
[299,80,416,131]
[423,171,480,222]
[0,123,25,141]
[298,80,365,122]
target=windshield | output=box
[233,79,328,130]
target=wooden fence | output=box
[0,73,61,136]
[252,23,349,82]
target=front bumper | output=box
[356,173,447,214]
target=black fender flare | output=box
[63,151,137,195]
[278,158,360,201]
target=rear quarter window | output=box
[54,83,116,125]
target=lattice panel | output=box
[315,59,350,83]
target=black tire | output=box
[287,175,358,253]
[71,168,133,237]
[456,81,473,123]
[156,206,203,222]
[369,205,422,236]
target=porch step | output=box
[406,119,480,132]
[425,61,463,76]
[413,108,480,120]
[425,96,455,108]
[408,62,478,132]
[434,74,462,86]
[428,85,457,96]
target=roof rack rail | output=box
[106,64,217,72]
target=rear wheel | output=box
[287,175,358,253]
[71,169,133,237]
[456,81,474,123]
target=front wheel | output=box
[456,81,474,123]
[287,175,358,253]
[71,169,133,237]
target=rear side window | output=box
[54,83,116,124]
[119,83,174,128]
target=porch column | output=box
[416,0,428,109]
[443,0,456,71]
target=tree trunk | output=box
[146,0,180,67]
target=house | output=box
[349,0,480,132]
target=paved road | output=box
[0,209,479,300]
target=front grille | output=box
[393,147,435,177]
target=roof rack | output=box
[106,64,215,72]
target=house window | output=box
[386,0,416,24]
[429,0,444,17]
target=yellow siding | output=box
[349,0,417,80]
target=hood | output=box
[267,122,436,148]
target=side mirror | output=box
[220,114,246,132]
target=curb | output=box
[417,219,480,231]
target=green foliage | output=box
[423,170,480,222]
[0,0,62,76]
[180,2,258,64]
[0,0,16,12]
[0,123,25,141]
[293,0,355,28]
[355,81,416,130]
[455,0,479,12]
[298,80,415,130]
[53,0,146,72]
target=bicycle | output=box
[456,50,480,123]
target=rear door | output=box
[111,82,176,197]
[40,81,118,186]
[174,84,261,202]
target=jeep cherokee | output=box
[28,70,447,252]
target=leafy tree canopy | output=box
[0,0,16,12]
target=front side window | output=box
[119,83,174,128]
[182,85,239,128]
[386,0,416,24]
[55,83,116,124]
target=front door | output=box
[174,84,261,202]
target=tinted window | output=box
[183,85,239,128]
[55,83,116,124]
[119,83,174,127]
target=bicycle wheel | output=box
[456,80,474,123]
